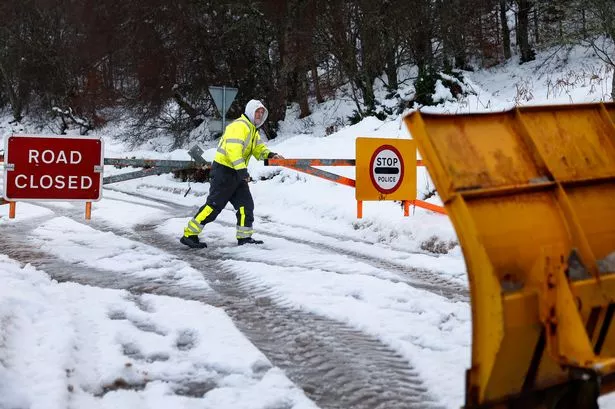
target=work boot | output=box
[237,237,264,246]
[180,235,207,249]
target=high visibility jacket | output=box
[214,115,271,172]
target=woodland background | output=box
[1,0,614,145]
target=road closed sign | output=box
[3,135,104,201]
[356,138,416,201]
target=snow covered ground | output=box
[1,44,614,408]
[0,255,315,409]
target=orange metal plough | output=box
[405,102,615,409]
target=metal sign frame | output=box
[3,134,104,202]
[355,137,416,202]
[209,86,238,132]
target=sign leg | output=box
[9,202,16,219]
[85,202,92,220]
[404,200,410,216]
[357,201,363,219]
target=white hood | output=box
[244,99,268,128]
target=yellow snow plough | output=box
[405,102,615,409]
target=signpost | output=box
[3,135,104,201]
[208,86,238,133]
[355,138,416,217]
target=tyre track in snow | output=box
[0,214,219,305]
[0,220,224,399]
[107,186,469,302]
[132,222,445,409]
[245,225,469,302]
[9,201,445,409]
[243,217,468,302]
[119,184,448,255]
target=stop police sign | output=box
[370,145,404,194]
[355,137,415,202]
[3,135,104,201]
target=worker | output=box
[180,99,283,248]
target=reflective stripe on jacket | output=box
[214,115,271,171]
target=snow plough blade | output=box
[405,102,615,409]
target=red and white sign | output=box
[369,145,404,194]
[3,135,104,201]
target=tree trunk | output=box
[611,68,615,101]
[311,64,324,103]
[384,39,399,91]
[173,90,201,126]
[0,62,23,122]
[380,11,399,91]
[278,25,291,111]
[500,0,511,60]
[515,10,520,48]
[533,6,539,44]
[517,0,535,63]
[410,1,436,105]
[452,0,467,69]
[355,72,376,112]
[384,45,398,91]
[297,70,311,118]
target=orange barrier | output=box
[265,158,446,216]
[266,159,356,188]
[2,153,441,216]
[411,199,447,215]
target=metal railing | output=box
[264,158,445,216]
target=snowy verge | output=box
[0,255,317,409]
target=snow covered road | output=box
[1,183,469,409]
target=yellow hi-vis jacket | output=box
[214,114,271,174]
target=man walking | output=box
[180,99,283,248]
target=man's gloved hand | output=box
[268,152,284,160]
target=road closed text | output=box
[14,174,92,189]
[13,149,92,190]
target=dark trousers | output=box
[192,162,254,237]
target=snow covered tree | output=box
[516,0,536,62]
[584,0,615,99]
